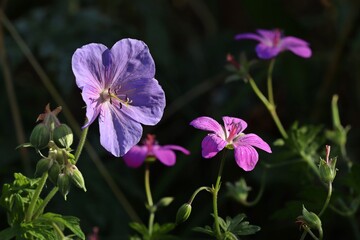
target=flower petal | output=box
[109,38,156,86]
[122,145,147,168]
[190,117,225,138]
[255,44,281,59]
[201,134,227,158]
[280,36,312,58]
[162,145,190,155]
[81,85,102,128]
[99,103,143,157]
[234,33,262,42]
[256,29,277,41]
[119,78,166,125]
[72,43,108,90]
[222,116,248,136]
[234,145,259,171]
[234,133,272,153]
[153,147,176,166]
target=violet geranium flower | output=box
[234,29,312,59]
[72,39,166,157]
[123,134,190,168]
[190,116,271,171]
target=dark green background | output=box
[1,0,359,239]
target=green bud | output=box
[156,197,174,208]
[176,203,192,224]
[319,157,337,183]
[53,124,73,148]
[48,161,61,184]
[35,158,53,177]
[57,173,71,200]
[301,206,322,230]
[29,123,50,149]
[67,165,86,192]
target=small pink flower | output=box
[122,134,190,167]
[234,29,312,59]
[190,116,271,171]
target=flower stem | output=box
[33,187,59,219]
[267,59,276,105]
[247,76,288,139]
[25,172,48,222]
[318,182,333,217]
[213,150,227,239]
[145,163,155,236]
[74,121,89,163]
[188,186,211,205]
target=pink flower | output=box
[190,116,271,171]
[122,134,190,167]
[234,29,312,59]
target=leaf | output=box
[234,221,261,235]
[38,212,85,240]
[129,222,149,237]
[0,227,18,240]
[193,225,214,236]
[152,223,175,235]
[228,213,246,231]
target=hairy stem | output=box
[25,172,48,222]
[33,187,59,219]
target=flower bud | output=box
[35,158,53,177]
[319,157,337,183]
[57,173,71,200]
[53,124,73,148]
[176,203,192,224]
[300,206,322,231]
[48,161,61,184]
[67,165,86,192]
[156,197,174,208]
[29,123,50,149]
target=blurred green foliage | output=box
[1,0,360,239]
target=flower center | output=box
[100,87,132,108]
[272,29,282,47]
[226,122,244,143]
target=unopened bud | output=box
[67,165,86,192]
[319,158,337,183]
[48,161,61,184]
[300,206,322,231]
[35,158,53,177]
[29,123,50,149]
[176,203,192,224]
[53,124,73,148]
[156,197,174,208]
[57,173,71,200]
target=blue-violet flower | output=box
[72,39,166,157]
[190,116,271,171]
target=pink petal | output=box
[153,147,176,166]
[162,145,190,155]
[280,36,312,58]
[222,116,248,135]
[234,133,272,153]
[255,44,281,59]
[201,134,227,158]
[72,43,108,90]
[99,103,143,157]
[190,116,225,138]
[122,146,147,168]
[234,145,259,171]
[256,29,277,40]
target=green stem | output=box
[145,163,154,236]
[33,187,59,219]
[267,59,276,105]
[52,222,66,238]
[188,186,211,205]
[213,150,227,240]
[25,172,48,222]
[241,170,267,207]
[74,122,88,163]
[247,76,288,139]
[318,182,333,217]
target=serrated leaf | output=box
[224,231,238,240]
[228,213,246,231]
[152,223,175,235]
[129,222,149,236]
[193,226,214,236]
[234,222,261,236]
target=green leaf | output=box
[193,225,214,236]
[38,212,85,240]
[234,221,261,235]
[129,222,149,237]
[152,223,175,235]
[0,227,18,240]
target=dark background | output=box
[1,0,359,239]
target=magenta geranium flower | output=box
[72,39,166,157]
[123,134,190,168]
[190,116,271,171]
[234,29,312,59]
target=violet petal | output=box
[162,145,190,155]
[190,116,225,138]
[201,134,227,158]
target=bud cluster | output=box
[23,104,86,200]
